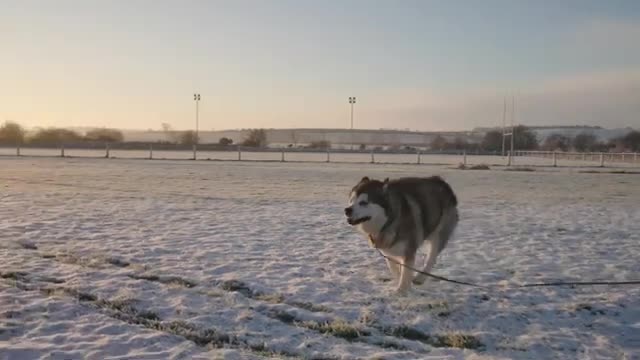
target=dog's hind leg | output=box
[413,241,438,285]
[413,208,458,285]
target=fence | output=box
[1,144,638,168]
[516,150,639,168]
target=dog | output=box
[345,176,459,294]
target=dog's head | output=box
[345,176,389,232]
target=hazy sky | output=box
[2,0,639,131]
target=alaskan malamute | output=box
[345,176,459,294]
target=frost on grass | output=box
[128,273,197,288]
[2,158,639,359]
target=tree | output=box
[85,128,124,142]
[542,133,571,151]
[179,131,199,146]
[430,135,448,150]
[572,132,597,152]
[29,128,83,145]
[308,140,331,149]
[218,137,233,146]
[161,123,180,143]
[0,121,26,145]
[620,130,640,152]
[451,137,468,150]
[242,129,268,147]
[481,130,503,152]
[512,125,538,150]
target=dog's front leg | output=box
[385,257,401,283]
[395,255,415,295]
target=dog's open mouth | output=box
[347,216,371,226]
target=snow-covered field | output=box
[1,157,639,360]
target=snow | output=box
[1,157,639,359]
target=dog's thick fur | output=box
[345,176,459,294]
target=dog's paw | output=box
[394,287,410,297]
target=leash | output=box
[376,249,640,289]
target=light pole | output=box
[193,93,200,160]
[349,96,356,150]
[501,96,507,157]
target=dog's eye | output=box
[359,201,368,206]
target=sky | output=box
[1,0,639,132]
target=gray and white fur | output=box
[345,176,459,295]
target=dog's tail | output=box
[432,206,458,254]
[431,176,458,207]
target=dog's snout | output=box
[344,207,353,217]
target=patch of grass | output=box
[288,301,332,313]
[579,170,640,174]
[370,339,407,350]
[298,320,369,340]
[19,242,38,250]
[384,325,431,342]
[458,163,490,170]
[128,274,197,288]
[196,289,224,298]
[383,326,483,349]
[39,276,65,284]
[572,303,606,316]
[219,279,257,297]
[505,167,535,172]
[432,333,484,349]
[358,308,376,326]
[128,273,160,282]
[95,297,137,312]
[0,271,28,281]
[268,310,296,324]
[106,257,130,268]
[166,276,197,288]
[254,293,285,304]
[158,320,232,347]
[41,287,97,302]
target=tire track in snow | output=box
[6,243,442,359]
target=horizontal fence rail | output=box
[0,145,638,168]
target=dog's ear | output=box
[359,176,370,184]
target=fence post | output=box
[238,147,242,161]
[61,144,65,158]
[463,150,467,166]
[552,151,557,167]
[600,152,605,167]
[149,144,153,159]
[507,150,512,166]
[326,148,330,163]
[16,144,20,157]
[192,144,197,160]
[370,150,375,164]
[281,149,285,162]
[105,143,110,158]
[417,150,421,165]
